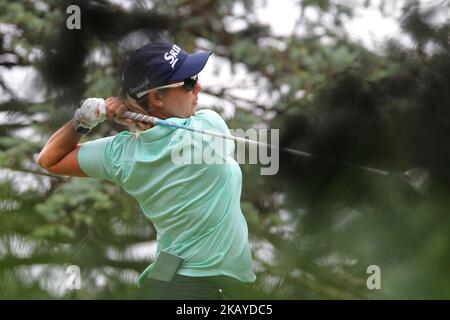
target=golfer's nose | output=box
[193,81,202,94]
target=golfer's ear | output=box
[148,91,164,108]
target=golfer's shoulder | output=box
[195,108,223,120]
[195,108,229,132]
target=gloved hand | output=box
[73,98,107,133]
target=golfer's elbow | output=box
[37,147,60,169]
[37,151,53,169]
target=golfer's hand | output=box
[105,97,133,126]
[73,98,107,131]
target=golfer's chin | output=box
[190,104,197,116]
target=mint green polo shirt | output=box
[78,109,256,286]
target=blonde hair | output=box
[119,94,153,138]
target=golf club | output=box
[123,111,431,194]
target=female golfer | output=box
[37,42,256,299]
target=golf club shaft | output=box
[123,111,391,176]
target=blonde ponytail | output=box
[119,95,153,138]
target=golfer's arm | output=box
[37,120,87,177]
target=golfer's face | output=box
[163,81,202,118]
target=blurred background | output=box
[0,0,449,299]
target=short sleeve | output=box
[78,136,115,182]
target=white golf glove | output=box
[73,98,107,134]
